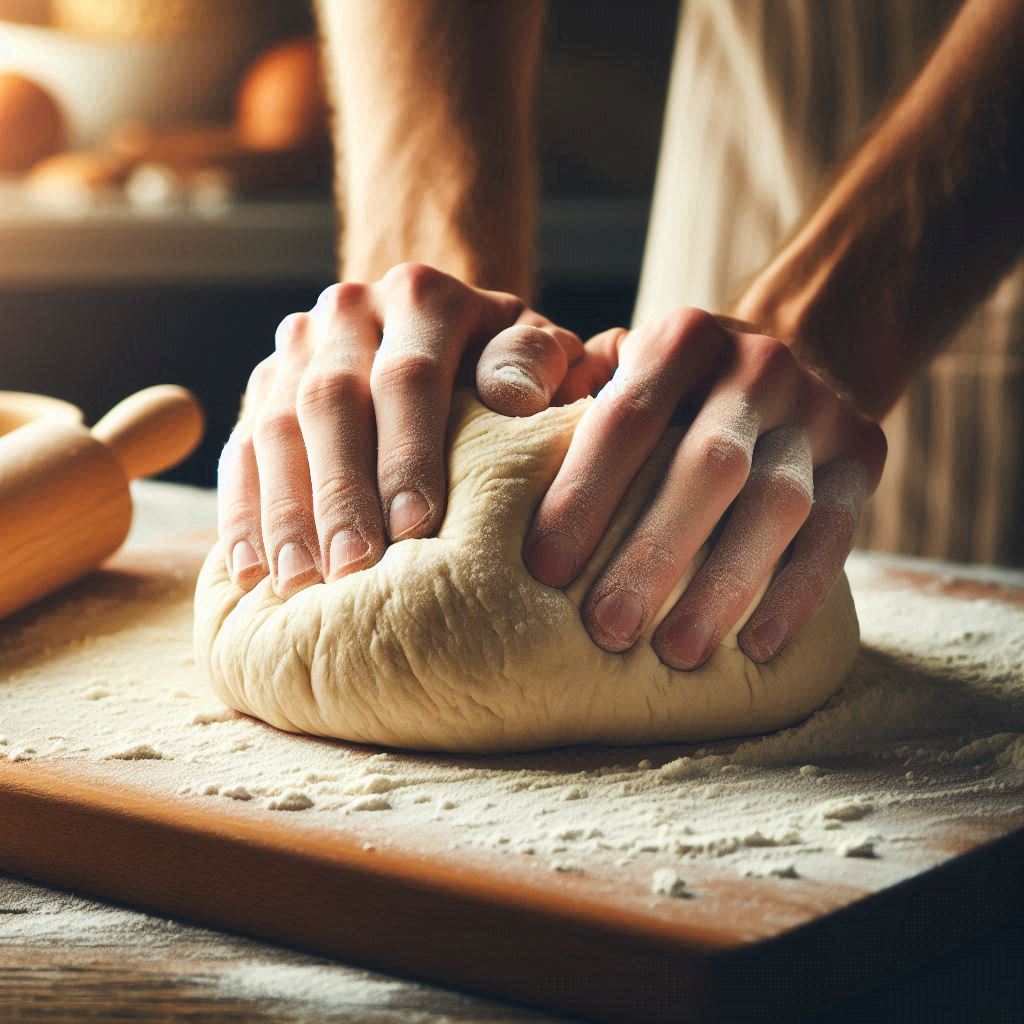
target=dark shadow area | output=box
[0,281,639,490]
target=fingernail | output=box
[593,591,644,646]
[328,529,369,578]
[662,612,715,669]
[277,542,316,586]
[743,617,790,662]
[525,531,577,586]
[231,540,260,576]
[389,490,430,539]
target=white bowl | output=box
[0,21,249,146]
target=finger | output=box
[524,308,726,588]
[652,425,814,670]
[370,263,516,542]
[579,387,760,650]
[297,283,386,580]
[252,311,323,598]
[476,318,583,416]
[738,459,867,663]
[552,328,620,405]
[218,354,277,588]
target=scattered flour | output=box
[651,868,689,898]
[108,743,165,761]
[347,795,393,812]
[839,839,878,859]
[1,517,1023,898]
[191,707,237,726]
[267,791,314,812]
[824,801,873,822]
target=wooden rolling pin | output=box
[0,385,204,620]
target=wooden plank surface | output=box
[3,868,1022,1024]
[1,486,1023,1022]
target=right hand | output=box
[218,262,588,598]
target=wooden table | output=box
[2,868,1021,1023]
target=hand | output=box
[218,263,586,598]
[523,307,887,667]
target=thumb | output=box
[476,313,584,416]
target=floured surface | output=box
[1,484,1024,942]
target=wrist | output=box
[340,146,535,298]
[733,163,913,420]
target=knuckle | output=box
[246,355,277,396]
[710,563,757,606]
[376,437,436,490]
[317,281,368,313]
[767,472,814,520]
[605,371,661,420]
[218,494,259,535]
[370,352,444,394]
[691,432,752,487]
[253,407,301,450]
[656,306,724,362]
[261,492,313,532]
[296,368,365,417]
[275,312,310,356]
[381,261,450,300]
[628,531,682,578]
[312,471,368,515]
[660,306,719,344]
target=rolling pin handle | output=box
[91,385,205,481]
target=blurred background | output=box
[0,0,678,485]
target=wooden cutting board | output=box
[1,530,1022,1024]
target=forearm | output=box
[316,0,545,298]
[734,0,1024,419]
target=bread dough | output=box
[194,392,858,753]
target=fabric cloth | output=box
[636,0,1024,566]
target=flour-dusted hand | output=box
[523,308,887,668]
[218,263,586,598]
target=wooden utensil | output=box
[0,384,203,620]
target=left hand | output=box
[523,307,887,668]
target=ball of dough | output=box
[0,73,64,173]
[194,392,858,753]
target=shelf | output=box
[0,188,649,287]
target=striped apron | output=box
[635,0,1024,566]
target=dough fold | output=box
[194,392,858,752]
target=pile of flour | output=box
[1,485,1022,898]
